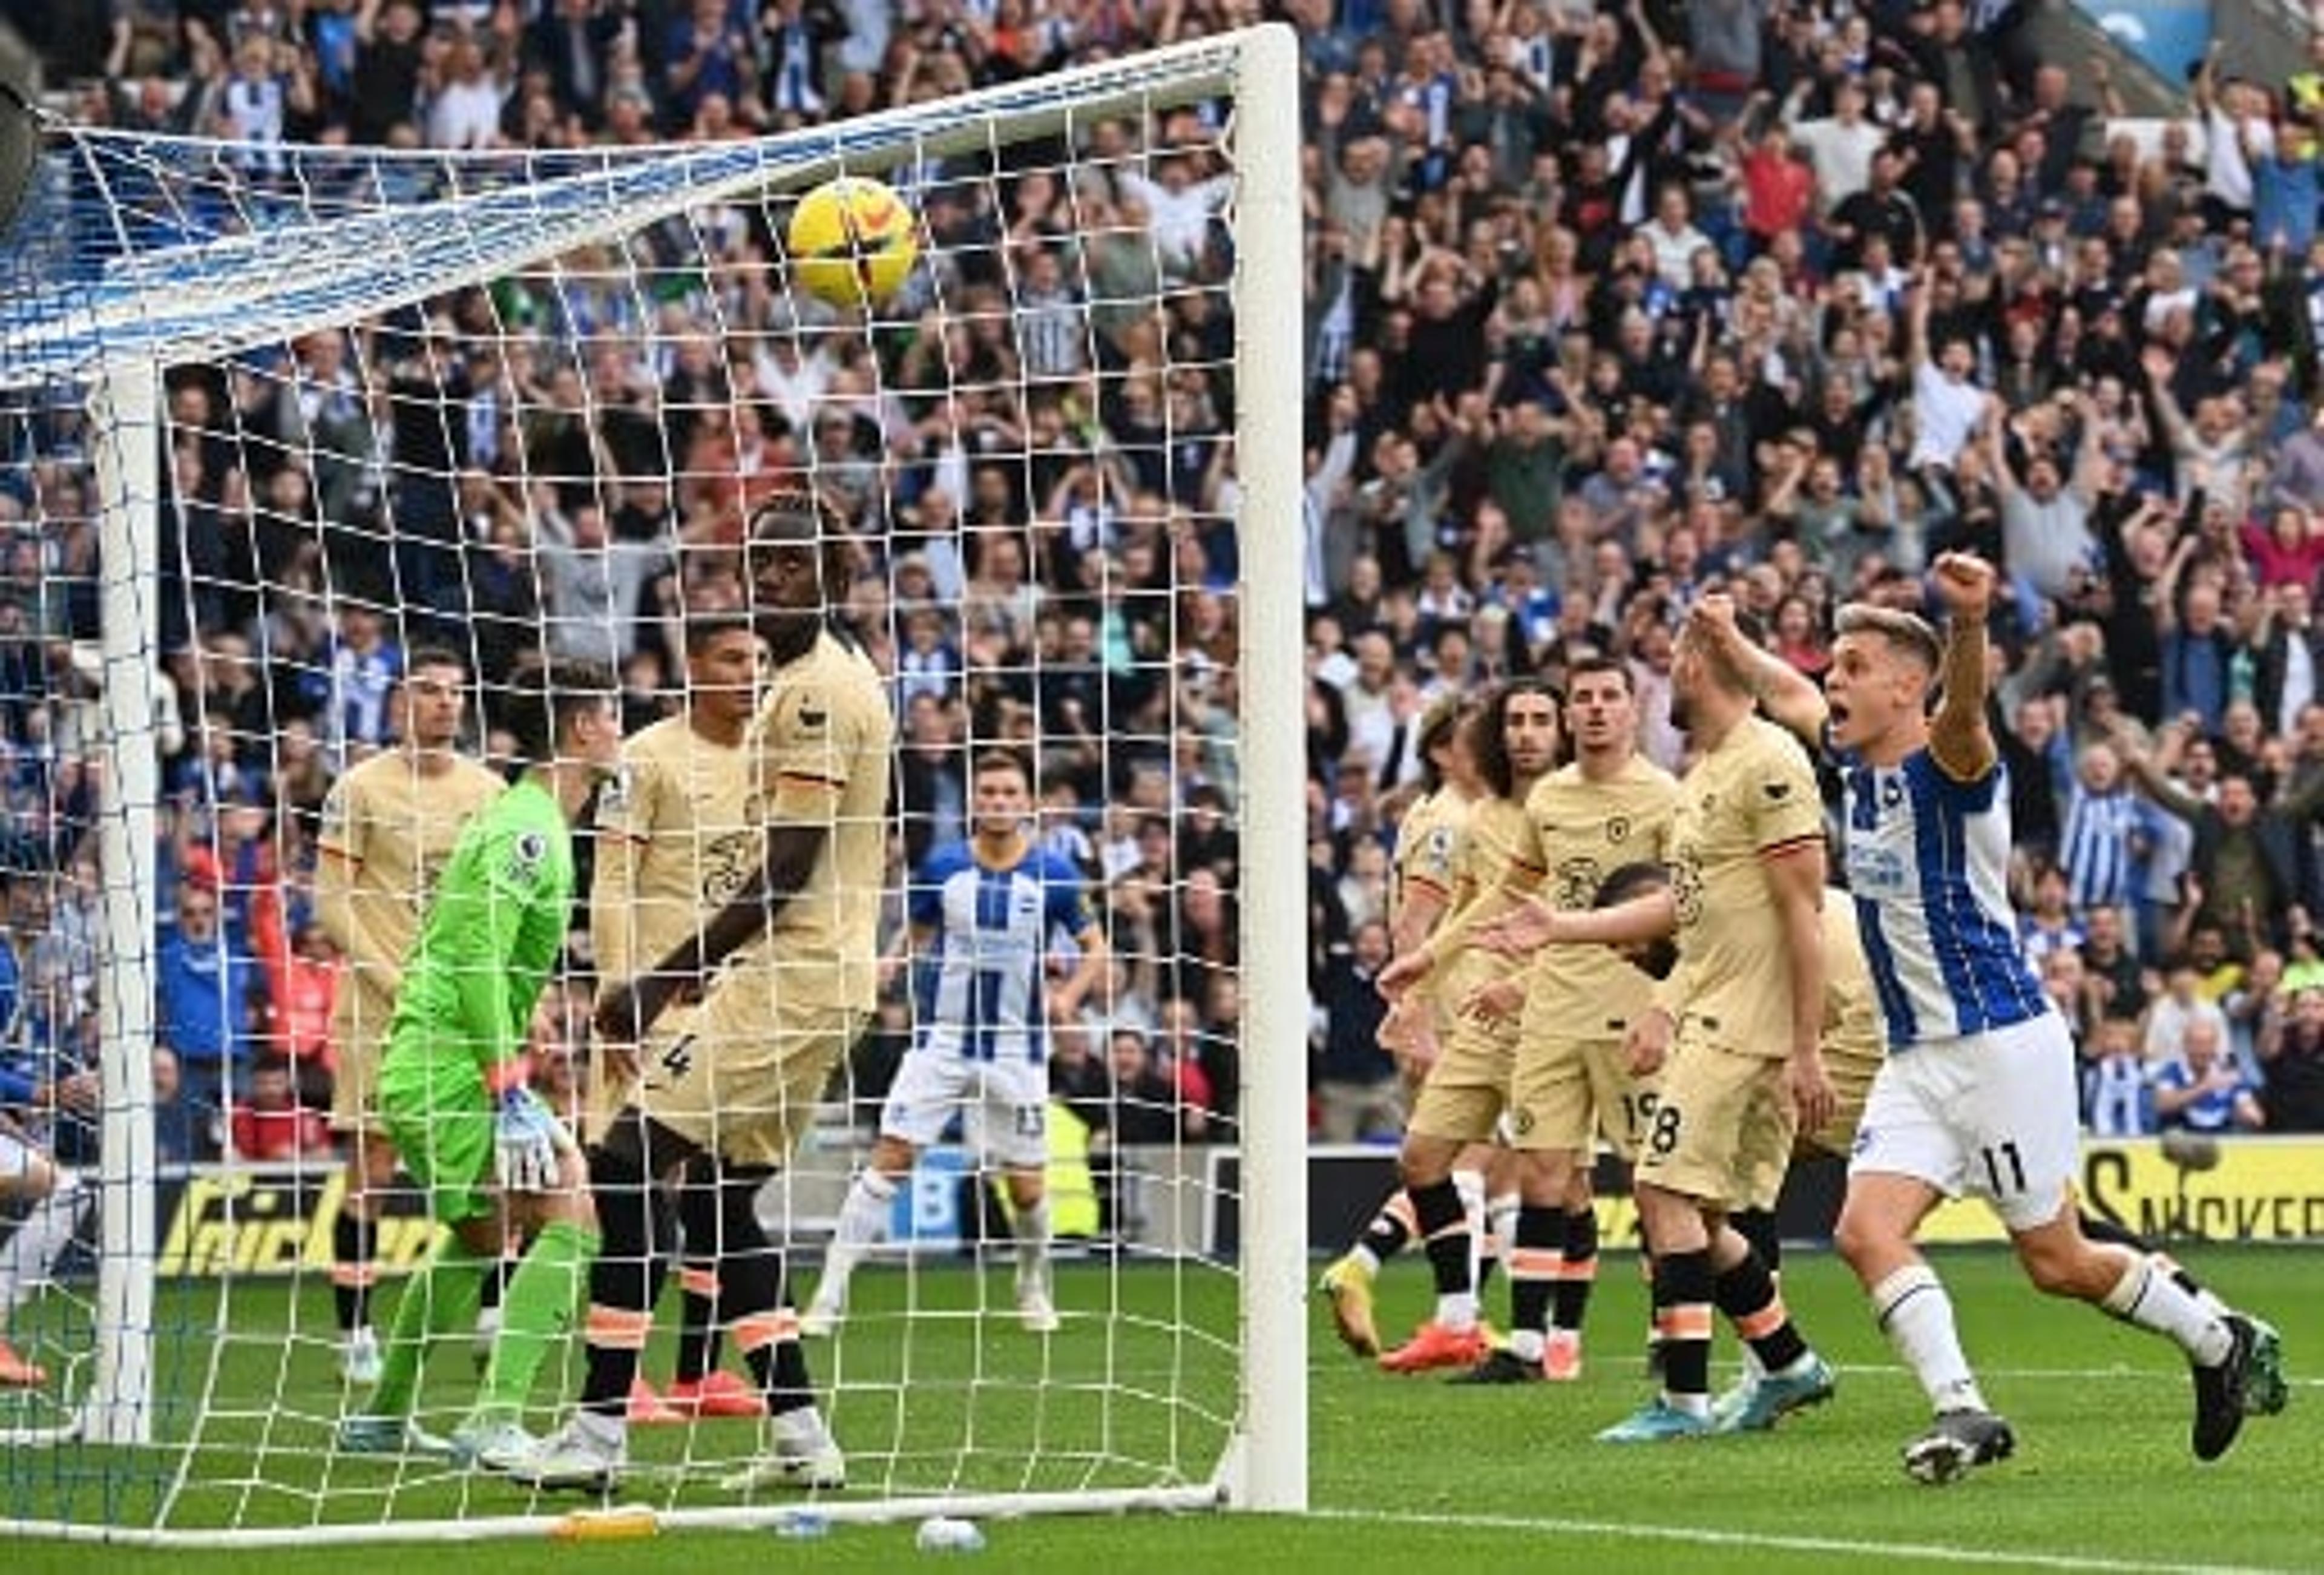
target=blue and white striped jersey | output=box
[910,842,1092,1064]
[1839,748,2050,1048]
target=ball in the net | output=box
[787,175,918,310]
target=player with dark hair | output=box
[1372,680,1560,1372]
[588,610,769,1419]
[336,657,623,1467]
[1453,656,1680,1383]
[804,748,1108,1336]
[315,646,506,1385]
[513,491,892,1493]
[1698,561,2286,1482]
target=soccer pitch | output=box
[6,1245,2314,1573]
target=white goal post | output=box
[0,21,1305,1543]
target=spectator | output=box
[2083,1017,2155,1137]
[2153,1018,2267,1134]
[155,879,263,1153]
[2257,985,2324,1131]
[1311,918,1397,1142]
[228,1053,333,1163]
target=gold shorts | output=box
[1406,1013,1517,1146]
[326,981,396,1135]
[637,970,864,1168]
[1511,1036,1660,1157]
[1634,1032,1789,1212]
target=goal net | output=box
[0,25,1304,1545]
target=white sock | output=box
[819,1169,898,1301]
[0,1172,87,1316]
[1870,1263,1986,1415]
[1452,1169,1486,1286]
[572,1407,626,1451]
[1349,1245,1382,1277]
[2152,1252,2231,1320]
[1013,1197,1051,1291]
[1506,1327,1544,1362]
[2099,1248,2233,1366]
[1666,1390,1710,1418]
[1435,1291,1479,1331]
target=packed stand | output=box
[2,0,2322,1171]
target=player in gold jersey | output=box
[315,648,505,1385]
[1480,610,1835,1440]
[1456,657,1680,1383]
[513,492,891,1494]
[587,611,767,1422]
[1319,695,1491,1358]
[1373,681,1560,1373]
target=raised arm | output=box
[2107,717,2208,821]
[1928,552,2000,781]
[1686,594,1830,746]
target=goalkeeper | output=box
[337,659,623,1469]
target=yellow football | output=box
[787,175,919,310]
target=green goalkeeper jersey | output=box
[384,775,573,1077]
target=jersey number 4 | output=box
[660,1034,698,1081]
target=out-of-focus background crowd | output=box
[4,0,2324,1170]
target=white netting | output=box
[0,29,1302,1542]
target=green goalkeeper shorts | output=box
[375,1037,494,1227]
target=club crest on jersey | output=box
[1606,814,1632,843]
[507,830,550,883]
[1553,857,1603,910]
[596,766,632,820]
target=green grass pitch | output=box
[2,1244,2314,1573]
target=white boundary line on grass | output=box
[1311,1508,2303,1575]
[1837,1363,2322,1388]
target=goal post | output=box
[2,22,1308,1543]
[1219,19,1307,1520]
[88,353,163,1451]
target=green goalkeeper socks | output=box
[369,1237,489,1418]
[473,1219,600,1421]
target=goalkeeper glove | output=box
[494,1083,565,1194]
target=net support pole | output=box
[1226,20,1308,1515]
[85,355,162,1447]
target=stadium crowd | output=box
[3,0,2324,1172]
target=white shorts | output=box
[1847,1010,2079,1234]
[879,1052,1049,1171]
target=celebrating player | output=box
[1718,555,2285,1481]
[803,748,1108,1337]
[1371,680,1560,1373]
[1477,614,1836,1441]
[1456,657,1680,1383]
[336,657,622,1467]
[511,492,891,1494]
[588,611,770,1419]
[314,648,506,1385]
